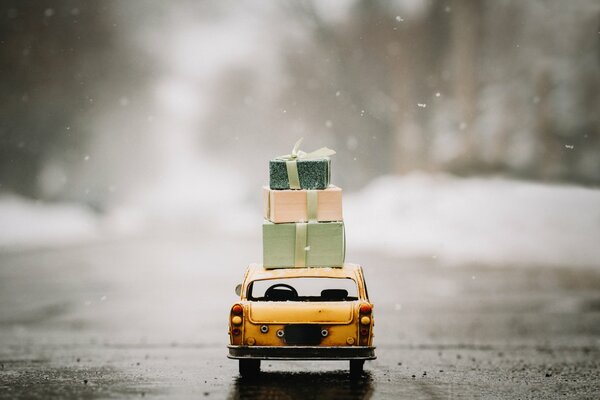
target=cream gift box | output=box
[263,185,343,223]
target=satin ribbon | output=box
[295,222,308,267]
[276,138,336,189]
[285,160,300,189]
[306,190,318,222]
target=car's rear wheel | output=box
[349,360,364,378]
[239,359,260,377]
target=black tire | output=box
[349,360,364,378]
[239,359,261,378]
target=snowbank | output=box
[344,173,600,268]
[1,174,599,269]
[0,194,99,251]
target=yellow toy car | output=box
[227,263,375,377]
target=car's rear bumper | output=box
[227,345,376,360]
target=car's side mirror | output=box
[234,284,242,297]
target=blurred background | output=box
[1,2,600,397]
[1,0,599,265]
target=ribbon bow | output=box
[276,138,336,161]
[276,138,335,189]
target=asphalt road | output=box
[0,231,599,399]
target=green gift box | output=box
[269,158,330,190]
[269,138,335,190]
[263,221,345,268]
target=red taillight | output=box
[360,328,369,336]
[232,304,243,315]
[232,328,241,336]
[359,303,372,314]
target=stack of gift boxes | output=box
[262,139,345,269]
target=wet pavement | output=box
[1,231,599,399]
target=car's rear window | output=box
[248,277,359,302]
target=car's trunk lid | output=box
[248,301,355,324]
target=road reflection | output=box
[228,371,373,400]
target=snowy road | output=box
[0,232,599,399]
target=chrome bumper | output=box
[227,345,376,360]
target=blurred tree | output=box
[268,0,600,186]
[8,0,594,201]
[275,0,452,188]
[0,0,149,201]
[448,0,481,170]
[196,0,600,188]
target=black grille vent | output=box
[284,324,322,345]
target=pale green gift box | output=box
[262,221,345,268]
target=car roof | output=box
[245,263,362,281]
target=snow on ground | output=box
[0,194,99,250]
[1,173,599,269]
[344,173,600,268]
